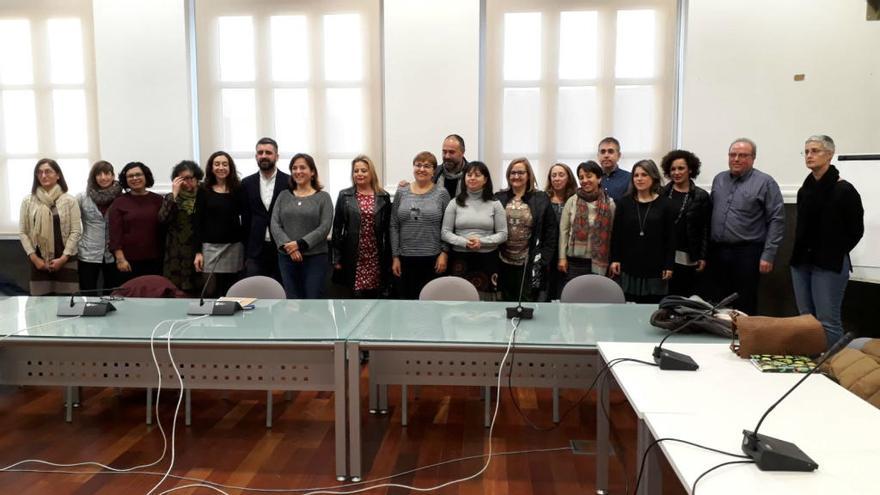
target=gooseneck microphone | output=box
[652,292,739,370]
[506,244,536,320]
[57,286,125,316]
[187,244,242,316]
[741,331,855,471]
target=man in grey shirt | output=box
[708,138,784,314]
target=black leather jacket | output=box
[662,181,710,261]
[331,187,392,289]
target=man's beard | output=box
[258,159,276,171]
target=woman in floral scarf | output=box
[159,160,204,294]
[19,159,82,295]
[77,160,122,294]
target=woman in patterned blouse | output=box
[332,155,392,298]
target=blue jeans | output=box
[278,252,329,299]
[790,257,850,348]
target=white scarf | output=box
[31,185,64,260]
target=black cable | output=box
[692,460,755,494]
[632,438,751,495]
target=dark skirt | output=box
[448,250,499,301]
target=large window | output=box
[195,0,381,202]
[484,0,676,185]
[0,0,97,231]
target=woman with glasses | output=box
[390,151,451,299]
[659,150,710,297]
[77,160,123,294]
[494,158,557,302]
[159,160,204,294]
[791,135,864,347]
[332,155,392,298]
[609,159,675,303]
[19,159,82,295]
[109,162,164,282]
[193,151,245,298]
[442,161,507,300]
[271,153,333,299]
[545,163,576,299]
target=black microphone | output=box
[187,244,242,316]
[741,331,855,472]
[506,243,536,320]
[652,292,739,371]
[57,286,126,316]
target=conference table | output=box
[598,342,880,494]
[0,296,375,481]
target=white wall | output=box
[92,0,192,189]
[682,0,880,197]
[382,0,481,188]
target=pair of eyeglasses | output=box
[727,153,753,160]
[126,173,144,179]
[509,170,527,177]
[801,149,827,157]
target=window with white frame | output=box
[484,0,676,186]
[195,0,381,203]
[0,0,97,233]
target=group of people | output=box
[18,134,863,347]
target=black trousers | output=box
[397,255,438,300]
[669,263,699,297]
[707,242,763,314]
[78,261,119,295]
[245,241,282,282]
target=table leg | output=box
[266,390,273,428]
[484,386,491,428]
[347,341,362,482]
[401,384,408,427]
[334,341,347,481]
[146,388,153,425]
[379,384,388,414]
[596,367,610,494]
[185,389,191,426]
[65,387,73,423]
[552,386,560,424]
[636,417,661,495]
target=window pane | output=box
[0,20,33,85]
[218,16,255,82]
[502,88,540,154]
[6,158,33,222]
[613,85,655,153]
[559,11,597,80]
[53,90,88,153]
[327,158,351,207]
[274,89,309,152]
[556,87,598,155]
[2,90,38,154]
[615,10,656,78]
[221,89,257,152]
[503,12,541,81]
[57,158,90,196]
[48,18,85,84]
[323,14,362,82]
[325,88,363,153]
[271,16,308,82]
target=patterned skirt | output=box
[202,242,245,273]
[30,257,79,296]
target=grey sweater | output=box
[391,185,451,257]
[270,190,333,255]
[441,191,508,253]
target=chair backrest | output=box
[113,275,185,298]
[559,274,625,304]
[226,276,286,299]
[419,276,480,301]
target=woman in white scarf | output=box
[19,159,82,295]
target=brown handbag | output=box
[730,313,827,358]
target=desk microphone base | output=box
[653,347,699,371]
[506,306,534,320]
[57,301,116,317]
[187,300,242,316]
[742,430,818,471]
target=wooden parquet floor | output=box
[0,368,686,494]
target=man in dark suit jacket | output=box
[241,137,290,281]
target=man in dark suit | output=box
[241,137,290,281]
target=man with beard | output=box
[241,137,290,280]
[433,134,468,198]
[597,137,631,200]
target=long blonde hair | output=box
[351,155,385,194]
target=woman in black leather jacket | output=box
[332,155,392,298]
[660,149,710,297]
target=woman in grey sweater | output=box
[391,151,451,299]
[441,161,507,299]
[270,153,333,299]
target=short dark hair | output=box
[31,158,68,194]
[660,149,702,180]
[288,153,322,191]
[576,160,604,180]
[203,151,241,191]
[455,161,494,206]
[256,137,278,152]
[598,137,620,151]
[631,159,662,195]
[119,162,155,190]
[170,160,204,181]
[87,160,115,190]
[444,134,466,152]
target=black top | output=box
[193,187,244,251]
[662,181,710,262]
[610,194,676,277]
[240,169,291,258]
[791,165,864,272]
